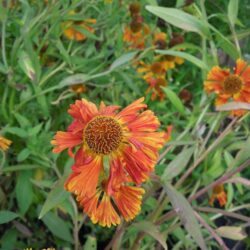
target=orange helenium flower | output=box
[0,136,12,151]
[51,98,167,226]
[204,59,250,116]
[123,23,150,49]
[137,61,167,100]
[159,55,184,70]
[154,32,167,49]
[63,18,96,41]
[209,184,227,207]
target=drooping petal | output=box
[74,146,92,166]
[65,156,103,197]
[80,192,120,227]
[113,186,145,221]
[106,157,128,196]
[122,147,155,184]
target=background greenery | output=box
[0,0,250,249]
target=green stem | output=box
[1,20,8,69]
[200,0,218,66]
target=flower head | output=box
[0,136,12,151]
[159,55,184,70]
[209,184,227,207]
[137,61,167,100]
[51,98,168,226]
[154,32,167,49]
[204,59,250,116]
[123,22,150,49]
[129,2,141,16]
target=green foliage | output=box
[0,0,249,249]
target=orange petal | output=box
[127,110,160,132]
[65,156,103,197]
[0,136,12,151]
[122,147,154,184]
[113,186,145,221]
[81,192,120,227]
[68,99,98,123]
[235,58,247,75]
[51,131,82,154]
[116,97,146,123]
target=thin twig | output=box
[188,158,250,201]
[104,224,125,250]
[195,207,250,223]
[194,212,229,250]
[176,117,238,188]
[157,158,250,225]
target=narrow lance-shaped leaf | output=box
[228,0,239,26]
[0,211,19,224]
[157,50,208,70]
[161,87,185,114]
[146,6,210,37]
[162,147,195,181]
[133,221,168,250]
[216,226,246,241]
[163,183,207,250]
[41,211,73,243]
[15,171,33,215]
[18,51,35,81]
[39,177,70,219]
[59,52,138,88]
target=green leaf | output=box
[2,164,39,172]
[156,50,208,69]
[0,211,19,224]
[13,113,31,128]
[83,236,97,250]
[162,147,195,181]
[73,25,101,41]
[0,229,18,250]
[59,73,92,87]
[161,87,185,114]
[133,221,168,250]
[146,6,210,37]
[41,211,73,243]
[163,183,206,250]
[3,127,28,138]
[39,178,70,219]
[109,51,138,70]
[59,52,137,88]
[119,72,140,94]
[17,148,31,162]
[232,136,250,167]
[210,25,239,59]
[216,102,250,111]
[216,226,246,240]
[228,0,239,26]
[18,51,35,81]
[28,123,43,136]
[15,171,33,215]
